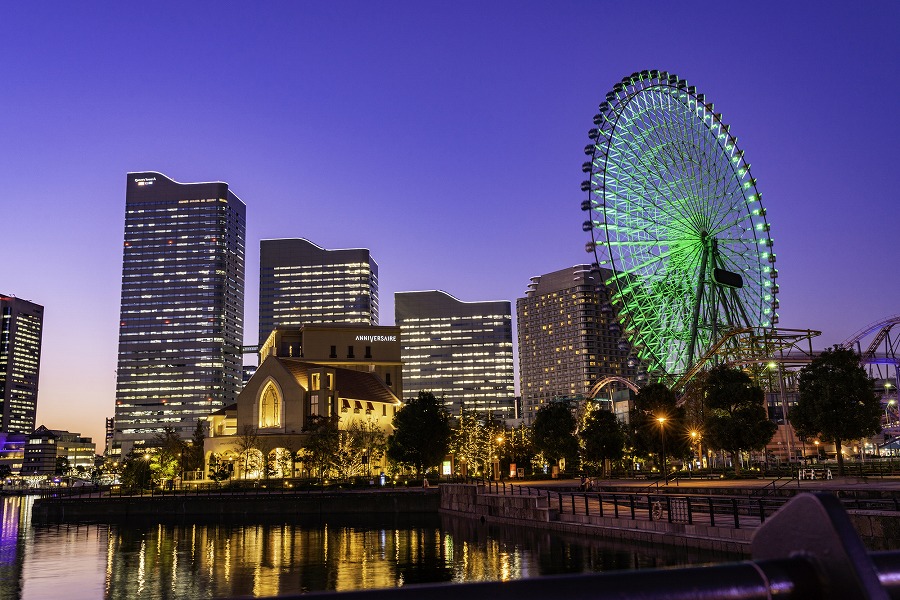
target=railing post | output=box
[571,493,576,515]
[558,492,563,514]
[666,496,673,523]
[629,495,635,520]
[598,493,604,517]
[585,494,590,516]
[687,498,693,524]
[732,498,740,529]
[648,496,654,521]
[758,499,765,523]
[709,497,715,527]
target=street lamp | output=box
[657,417,667,482]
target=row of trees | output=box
[524,347,883,478]
[116,347,883,486]
[384,348,884,480]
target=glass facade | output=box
[112,172,245,455]
[258,239,378,346]
[395,290,515,419]
[0,295,43,435]
[516,265,634,425]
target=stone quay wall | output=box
[32,489,440,523]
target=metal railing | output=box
[473,480,900,529]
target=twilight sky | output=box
[1,2,898,447]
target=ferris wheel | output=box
[582,70,779,381]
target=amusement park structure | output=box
[580,70,894,461]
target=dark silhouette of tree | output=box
[0,465,12,479]
[580,408,626,477]
[387,391,451,477]
[54,456,70,476]
[119,450,152,489]
[791,346,882,476]
[532,400,579,470]
[630,383,687,472]
[185,419,206,472]
[702,365,776,476]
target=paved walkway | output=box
[503,476,900,493]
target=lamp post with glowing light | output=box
[494,435,505,481]
[689,430,699,475]
[657,417,667,481]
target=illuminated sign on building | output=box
[133,177,157,186]
[355,335,397,342]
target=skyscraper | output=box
[517,265,633,425]
[112,172,245,455]
[395,290,515,418]
[0,295,43,434]
[258,238,378,346]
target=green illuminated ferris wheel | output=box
[582,70,779,382]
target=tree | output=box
[119,450,153,489]
[579,408,627,477]
[450,412,500,477]
[386,391,451,477]
[302,415,340,479]
[630,383,687,472]
[345,419,386,477]
[0,464,12,479]
[185,419,206,473]
[791,346,882,476]
[54,456,70,476]
[702,365,776,476]
[532,400,578,470]
[505,423,535,475]
[232,425,261,479]
[152,427,187,482]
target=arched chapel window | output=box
[259,381,281,428]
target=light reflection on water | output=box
[0,495,737,600]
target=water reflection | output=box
[0,496,738,600]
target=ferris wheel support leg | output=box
[687,233,710,366]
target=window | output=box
[326,373,334,390]
[385,372,391,386]
[365,346,372,359]
[310,394,319,416]
[258,381,281,428]
[348,345,355,359]
[330,345,337,358]
[311,373,320,391]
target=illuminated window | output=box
[259,381,282,428]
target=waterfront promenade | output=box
[441,476,900,555]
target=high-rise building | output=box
[0,295,43,435]
[258,238,378,346]
[516,265,633,425]
[112,172,245,456]
[395,290,515,418]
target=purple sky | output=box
[2,2,898,447]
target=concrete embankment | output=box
[439,483,900,554]
[32,489,439,524]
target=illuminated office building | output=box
[258,239,378,346]
[0,295,43,435]
[112,172,246,456]
[517,265,633,425]
[395,290,514,418]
